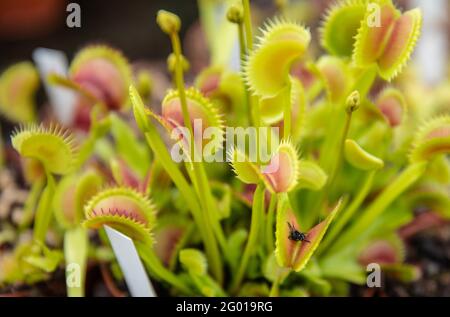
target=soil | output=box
[353,224,450,297]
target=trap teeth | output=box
[320,0,367,57]
[262,140,300,193]
[353,1,422,81]
[244,18,310,98]
[83,187,157,244]
[11,123,77,175]
[409,115,450,163]
[161,87,225,154]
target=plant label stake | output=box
[32,48,76,125]
[104,225,156,297]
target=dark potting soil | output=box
[352,225,450,297]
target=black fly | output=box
[287,222,310,243]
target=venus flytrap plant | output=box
[241,0,254,51]
[18,158,46,230]
[0,62,39,123]
[84,187,156,247]
[344,139,385,171]
[11,123,78,243]
[109,113,151,178]
[129,85,223,283]
[353,0,422,81]
[110,158,142,190]
[229,140,302,293]
[358,233,406,268]
[244,18,311,136]
[74,105,111,169]
[328,116,450,254]
[0,240,61,286]
[1,0,441,297]
[315,0,421,190]
[48,45,132,132]
[226,3,252,125]
[319,139,384,254]
[273,197,343,295]
[375,88,407,128]
[306,66,376,227]
[354,233,421,284]
[53,170,103,296]
[53,171,104,229]
[157,88,228,246]
[319,0,378,107]
[304,57,353,182]
[8,124,77,283]
[239,0,261,127]
[406,182,450,219]
[409,116,450,163]
[68,45,132,111]
[179,249,226,297]
[134,69,153,103]
[316,56,351,105]
[83,186,191,294]
[157,10,229,282]
[327,91,361,189]
[195,66,247,127]
[259,77,306,138]
[153,214,194,271]
[167,53,190,75]
[323,0,422,80]
[306,91,360,228]
[320,0,367,58]
[229,182,265,294]
[161,88,225,158]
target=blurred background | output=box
[0,0,199,68]
[1,0,448,78]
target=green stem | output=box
[64,226,88,297]
[269,280,279,297]
[306,109,352,228]
[319,170,376,254]
[33,172,56,243]
[330,162,428,253]
[230,183,265,293]
[265,193,277,253]
[197,166,228,250]
[170,30,226,272]
[19,179,44,230]
[242,0,253,51]
[136,242,192,295]
[241,0,261,127]
[143,129,223,283]
[75,111,111,170]
[237,21,252,126]
[237,20,247,70]
[131,84,223,282]
[170,32,194,140]
[252,96,261,127]
[327,111,353,193]
[187,161,227,251]
[269,273,282,297]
